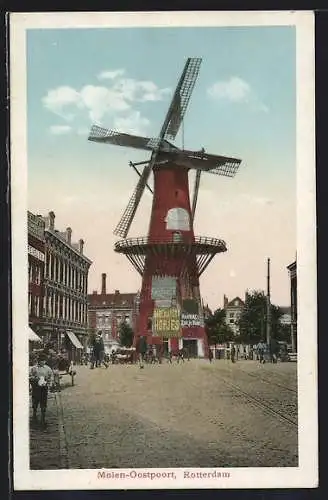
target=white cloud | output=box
[49,125,72,135]
[42,86,82,121]
[97,69,125,80]
[42,70,170,131]
[114,111,150,135]
[112,78,171,102]
[208,77,251,102]
[207,76,269,113]
[80,85,130,121]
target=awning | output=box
[29,327,42,342]
[66,330,84,349]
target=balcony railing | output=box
[115,235,226,251]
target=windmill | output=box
[88,58,241,357]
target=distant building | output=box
[223,295,245,336]
[35,211,92,357]
[202,303,212,320]
[279,306,292,326]
[88,273,139,353]
[287,260,297,352]
[28,212,46,337]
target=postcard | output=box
[10,10,317,490]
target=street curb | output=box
[54,392,69,469]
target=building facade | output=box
[223,295,245,336]
[28,212,46,337]
[287,260,297,352]
[88,273,139,353]
[31,211,92,355]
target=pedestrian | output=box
[177,349,184,364]
[167,351,172,364]
[231,345,236,363]
[208,349,213,363]
[29,352,54,426]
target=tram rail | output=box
[220,377,298,428]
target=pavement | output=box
[29,359,298,469]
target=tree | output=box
[119,321,134,347]
[205,308,234,346]
[237,290,283,344]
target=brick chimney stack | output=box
[49,211,55,230]
[66,227,72,244]
[101,273,107,295]
[223,295,228,309]
[79,238,84,254]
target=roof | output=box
[225,296,245,309]
[88,292,137,308]
[45,228,92,265]
[279,306,291,315]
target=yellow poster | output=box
[153,307,181,337]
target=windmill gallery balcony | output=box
[114,235,227,277]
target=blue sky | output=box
[27,26,296,308]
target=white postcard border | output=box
[10,10,317,490]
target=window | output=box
[165,208,190,231]
[234,300,239,306]
[229,319,234,324]
[229,312,234,318]
[172,231,182,242]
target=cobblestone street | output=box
[30,360,298,469]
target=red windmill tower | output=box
[88,58,241,357]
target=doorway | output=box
[183,339,198,358]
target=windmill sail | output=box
[88,126,159,152]
[114,152,158,238]
[164,57,202,141]
[191,170,202,221]
[173,150,241,178]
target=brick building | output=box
[31,211,92,357]
[287,260,297,352]
[28,211,46,339]
[223,295,245,336]
[88,273,139,353]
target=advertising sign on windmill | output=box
[151,276,177,308]
[152,307,181,338]
[180,298,203,328]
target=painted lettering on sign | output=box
[153,307,181,337]
[181,313,202,328]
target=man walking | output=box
[29,352,54,426]
[231,344,236,363]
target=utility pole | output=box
[266,257,271,345]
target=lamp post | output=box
[266,258,271,345]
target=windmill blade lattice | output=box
[113,152,158,238]
[191,170,202,221]
[163,58,202,141]
[173,150,241,178]
[89,125,159,152]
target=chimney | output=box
[101,273,107,295]
[115,289,119,295]
[49,211,55,230]
[92,290,97,295]
[245,289,249,303]
[79,238,84,254]
[223,295,228,308]
[66,227,72,244]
